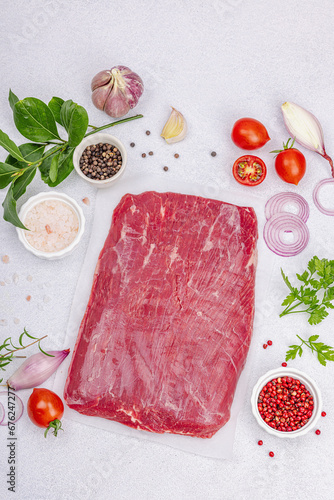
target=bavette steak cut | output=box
[64,191,258,438]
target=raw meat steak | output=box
[64,191,258,438]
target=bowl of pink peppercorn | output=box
[251,367,322,438]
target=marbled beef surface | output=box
[64,191,258,438]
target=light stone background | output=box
[0,0,334,499]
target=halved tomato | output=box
[232,155,267,186]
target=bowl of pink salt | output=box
[16,192,85,260]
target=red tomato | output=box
[232,155,267,186]
[275,148,306,185]
[27,388,64,437]
[231,118,270,150]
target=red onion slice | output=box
[0,391,24,426]
[0,402,4,424]
[313,178,334,216]
[263,212,310,257]
[265,192,309,223]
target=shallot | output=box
[281,101,334,177]
[7,349,70,391]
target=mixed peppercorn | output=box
[79,143,122,180]
[258,376,314,432]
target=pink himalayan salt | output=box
[2,255,9,263]
[24,200,79,253]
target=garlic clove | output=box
[161,107,187,144]
[91,70,112,91]
[104,85,131,118]
[92,85,112,111]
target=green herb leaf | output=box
[39,146,74,187]
[48,97,65,125]
[280,268,294,293]
[0,330,50,378]
[286,334,334,366]
[309,307,328,325]
[49,154,59,183]
[0,129,27,162]
[60,100,88,147]
[12,167,37,200]
[8,89,19,111]
[6,142,46,169]
[280,256,334,325]
[2,183,27,229]
[0,162,20,189]
[14,97,61,142]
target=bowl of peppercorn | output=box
[73,133,127,188]
[251,367,322,438]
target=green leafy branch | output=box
[0,328,51,383]
[0,90,143,228]
[286,334,334,367]
[280,256,334,325]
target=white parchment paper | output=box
[53,173,274,460]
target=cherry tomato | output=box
[231,118,270,150]
[232,155,267,186]
[27,388,64,438]
[275,148,306,185]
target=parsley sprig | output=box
[280,256,334,325]
[286,334,334,366]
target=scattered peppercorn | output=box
[146,130,151,135]
[163,166,168,172]
[211,151,217,157]
[282,362,287,367]
[267,340,273,346]
[269,451,275,458]
[321,411,326,417]
[79,143,122,181]
[258,376,314,432]
[258,440,263,446]
[130,142,135,147]
[174,153,179,158]
[263,344,268,349]
[149,151,154,156]
[142,153,146,158]
[315,429,321,435]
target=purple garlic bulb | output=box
[91,65,144,118]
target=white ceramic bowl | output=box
[16,192,85,260]
[251,367,322,438]
[72,133,127,188]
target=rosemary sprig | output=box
[0,328,51,383]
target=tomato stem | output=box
[44,418,63,438]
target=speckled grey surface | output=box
[0,0,334,498]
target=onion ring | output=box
[263,212,310,257]
[313,178,334,216]
[0,391,24,426]
[265,192,309,223]
[0,402,4,425]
